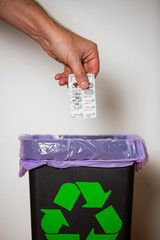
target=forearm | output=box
[0,0,58,47]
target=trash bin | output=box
[19,135,148,240]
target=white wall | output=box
[0,0,159,239]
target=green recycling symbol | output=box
[41,182,122,240]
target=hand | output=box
[42,25,99,89]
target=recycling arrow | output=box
[76,182,111,208]
[54,183,80,211]
[95,206,122,233]
[45,234,79,240]
[41,209,69,233]
[86,229,118,240]
[41,182,122,240]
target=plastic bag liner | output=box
[19,134,148,177]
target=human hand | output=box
[41,24,99,89]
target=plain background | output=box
[0,0,159,239]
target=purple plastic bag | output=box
[19,135,148,177]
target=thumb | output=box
[71,60,89,90]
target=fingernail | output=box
[80,81,89,89]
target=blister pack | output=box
[68,74,96,118]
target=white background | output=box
[0,0,159,239]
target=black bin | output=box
[19,135,147,240]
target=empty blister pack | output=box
[69,74,96,118]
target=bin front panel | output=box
[29,165,134,240]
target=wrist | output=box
[33,19,64,56]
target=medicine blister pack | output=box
[68,74,96,118]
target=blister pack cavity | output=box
[69,74,96,118]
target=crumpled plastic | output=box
[19,135,148,177]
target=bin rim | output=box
[19,134,148,177]
[19,134,144,141]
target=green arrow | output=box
[53,183,80,211]
[86,229,119,240]
[75,182,111,208]
[45,234,80,240]
[41,209,69,233]
[95,206,122,234]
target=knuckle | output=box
[90,41,98,50]
[93,42,98,49]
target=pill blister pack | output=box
[68,74,96,118]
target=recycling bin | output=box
[19,135,148,240]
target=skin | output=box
[0,0,100,89]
